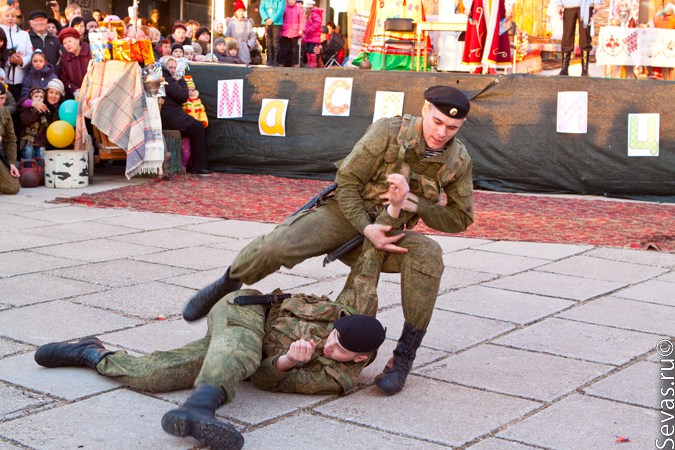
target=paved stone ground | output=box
[1,171,674,449]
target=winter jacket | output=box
[0,24,33,86]
[281,3,306,38]
[260,0,285,26]
[160,67,189,115]
[59,42,91,98]
[28,30,61,71]
[19,63,57,103]
[303,7,324,44]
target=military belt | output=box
[232,293,292,306]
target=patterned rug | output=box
[54,173,675,252]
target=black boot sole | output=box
[182,270,242,322]
[161,409,244,450]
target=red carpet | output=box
[54,173,675,252]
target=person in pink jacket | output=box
[302,0,323,67]
[278,0,305,67]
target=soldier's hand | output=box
[380,173,410,209]
[364,224,407,254]
[286,338,315,364]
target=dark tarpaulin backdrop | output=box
[190,63,675,200]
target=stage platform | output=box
[190,63,675,200]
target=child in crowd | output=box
[225,1,259,64]
[171,43,184,58]
[192,42,206,62]
[182,75,207,128]
[183,44,195,61]
[212,37,228,62]
[279,0,306,67]
[302,0,323,67]
[193,26,211,55]
[222,39,246,64]
[19,87,55,159]
[157,38,172,58]
[0,69,16,115]
[212,19,226,40]
[185,20,200,39]
[19,50,57,102]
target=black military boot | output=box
[581,50,590,76]
[374,322,426,395]
[559,51,571,75]
[34,336,114,369]
[182,267,242,322]
[161,384,243,450]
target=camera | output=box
[6,0,14,6]
[46,1,57,7]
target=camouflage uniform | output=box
[0,107,19,195]
[96,290,371,400]
[229,115,474,330]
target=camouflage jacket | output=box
[334,115,474,234]
[250,294,372,395]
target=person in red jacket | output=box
[57,27,90,99]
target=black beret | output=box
[334,315,386,353]
[28,10,49,21]
[424,85,470,119]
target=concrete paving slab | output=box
[203,236,256,252]
[586,247,675,268]
[497,394,658,449]
[48,259,194,287]
[158,382,330,426]
[14,205,128,224]
[0,389,194,449]
[559,296,675,336]
[132,246,239,270]
[95,211,217,230]
[484,270,625,301]
[429,235,492,252]
[110,227,228,249]
[442,249,550,275]
[0,214,53,232]
[244,412,447,449]
[316,377,540,447]
[613,279,675,307]
[0,273,104,306]
[288,277,403,310]
[183,219,276,238]
[71,281,196,319]
[101,318,204,353]
[357,339,446,385]
[22,221,140,243]
[473,241,591,260]
[419,344,612,402]
[377,308,515,353]
[278,255,352,279]
[0,439,23,449]
[0,232,63,253]
[0,300,142,345]
[32,238,162,263]
[0,338,31,359]
[657,271,675,283]
[438,266,499,292]
[166,267,314,294]
[535,255,668,283]
[495,318,657,365]
[0,383,52,421]
[0,353,120,401]
[436,286,575,324]
[584,360,661,409]
[0,251,83,278]
[467,437,541,449]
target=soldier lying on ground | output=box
[34,288,386,450]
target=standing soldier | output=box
[183,85,475,396]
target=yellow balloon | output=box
[46,120,75,148]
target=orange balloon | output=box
[46,120,75,148]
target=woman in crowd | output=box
[159,56,210,175]
[46,18,61,36]
[225,1,259,64]
[193,26,211,55]
[168,23,191,47]
[69,16,85,40]
[0,5,33,99]
[58,27,90,99]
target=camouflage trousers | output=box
[0,163,19,195]
[230,199,443,330]
[96,290,265,402]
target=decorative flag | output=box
[258,99,288,137]
[322,77,353,117]
[556,91,588,134]
[373,91,405,123]
[217,79,243,118]
[627,113,659,157]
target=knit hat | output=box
[171,43,184,53]
[184,75,195,89]
[304,0,315,7]
[233,0,246,11]
[183,44,194,53]
[58,27,81,43]
[194,26,210,40]
[45,78,65,96]
[192,41,203,55]
[214,37,226,47]
[28,86,46,99]
[333,315,386,353]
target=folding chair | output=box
[382,18,416,71]
[323,33,345,68]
